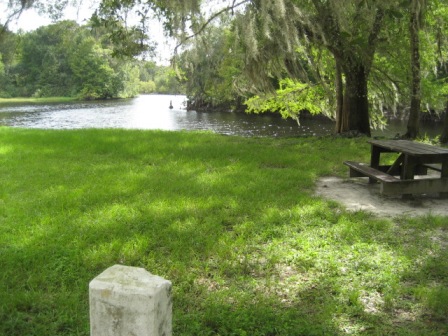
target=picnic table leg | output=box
[402,155,416,199]
[369,145,381,184]
[441,161,448,198]
[386,154,403,176]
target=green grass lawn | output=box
[0,127,447,335]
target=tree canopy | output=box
[4,0,448,139]
[90,0,448,137]
[0,20,183,99]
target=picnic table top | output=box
[368,139,448,156]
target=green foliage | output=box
[0,54,4,76]
[18,21,77,96]
[137,60,157,82]
[90,1,156,58]
[4,0,448,131]
[7,0,448,131]
[1,20,155,99]
[139,80,156,93]
[133,60,185,94]
[419,2,448,111]
[245,79,329,121]
[0,54,9,98]
[367,0,448,125]
[117,62,140,98]
[68,36,118,99]
[179,23,245,110]
[162,0,448,132]
[154,66,185,94]
[135,60,185,94]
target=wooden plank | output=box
[369,140,448,156]
[380,178,448,195]
[344,161,399,182]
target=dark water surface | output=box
[0,94,443,138]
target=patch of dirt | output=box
[315,177,448,218]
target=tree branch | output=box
[173,0,250,56]
[1,0,34,33]
[365,8,384,72]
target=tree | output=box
[116,62,140,98]
[68,32,119,99]
[442,101,448,143]
[430,2,448,143]
[237,1,403,136]
[179,20,244,110]
[153,66,184,94]
[0,29,20,97]
[1,0,78,33]
[96,0,411,135]
[404,0,427,139]
[1,19,144,99]
[1,0,35,33]
[245,78,329,121]
[90,0,156,58]
[20,21,80,96]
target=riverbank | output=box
[1,128,447,335]
[0,97,79,105]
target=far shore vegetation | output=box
[0,21,184,102]
[1,127,447,335]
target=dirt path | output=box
[315,176,448,218]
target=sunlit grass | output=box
[0,97,78,104]
[0,127,447,335]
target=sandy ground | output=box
[315,176,448,218]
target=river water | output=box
[0,94,443,138]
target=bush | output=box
[139,80,156,94]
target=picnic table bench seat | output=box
[344,160,448,195]
[343,161,399,183]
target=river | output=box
[0,94,443,138]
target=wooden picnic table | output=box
[344,139,448,197]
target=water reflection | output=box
[0,94,443,138]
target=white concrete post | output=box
[89,265,172,336]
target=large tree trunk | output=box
[340,63,371,136]
[440,101,448,143]
[334,59,345,133]
[405,3,421,139]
